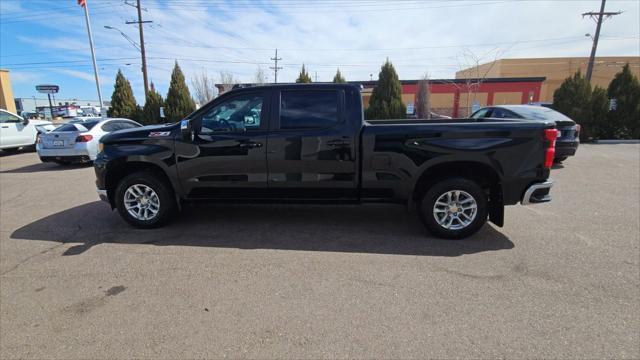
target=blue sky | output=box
[1,0,639,104]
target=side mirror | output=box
[22,118,29,125]
[180,119,193,141]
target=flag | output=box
[77,0,86,7]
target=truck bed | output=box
[360,117,556,205]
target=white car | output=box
[0,109,55,153]
[37,117,142,164]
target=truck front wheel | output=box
[114,171,176,228]
[419,177,488,239]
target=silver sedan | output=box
[37,118,142,164]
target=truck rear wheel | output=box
[419,177,488,239]
[114,171,176,228]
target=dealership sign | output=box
[36,84,59,94]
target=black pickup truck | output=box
[94,83,558,239]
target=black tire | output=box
[114,170,176,228]
[419,177,488,239]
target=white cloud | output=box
[55,69,96,82]
[9,71,41,84]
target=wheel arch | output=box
[105,160,178,209]
[411,161,504,227]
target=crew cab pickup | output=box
[94,84,557,239]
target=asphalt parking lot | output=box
[0,144,638,359]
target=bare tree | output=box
[254,66,267,84]
[457,47,503,116]
[415,72,431,119]
[191,68,216,106]
[219,70,239,93]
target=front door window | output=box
[200,95,263,133]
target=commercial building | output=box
[0,69,17,113]
[456,56,640,102]
[359,77,545,118]
[14,97,105,117]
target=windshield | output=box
[54,120,99,132]
[510,107,573,121]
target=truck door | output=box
[266,88,358,200]
[175,90,270,199]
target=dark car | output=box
[95,84,557,239]
[471,105,580,162]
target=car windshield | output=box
[54,120,99,132]
[510,107,573,121]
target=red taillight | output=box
[544,128,558,168]
[75,134,93,142]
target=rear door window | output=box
[280,90,339,129]
[490,108,520,119]
[118,121,141,129]
[101,121,124,132]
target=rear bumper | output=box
[40,155,92,163]
[555,140,578,157]
[37,144,96,160]
[521,180,553,205]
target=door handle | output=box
[327,140,350,147]
[239,141,262,148]
[1,126,9,129]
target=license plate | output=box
[53,140,64,146]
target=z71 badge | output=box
[148,131,171,137]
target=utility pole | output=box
[270,49,282,83]
[314,71,318,82]
[126,0,152,97]
[582,0,621,83]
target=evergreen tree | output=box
[165,61,196,122]
[142,82,165,125]
[296,64,312,83]
[553,71,593,140]
[607,64,640,139]
[333,68,346,83]
[365,59,406,120]
[589,86,610,140]
[107,69,138,119]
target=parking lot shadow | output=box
[11,201,514,257]
[0,162,92,173]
